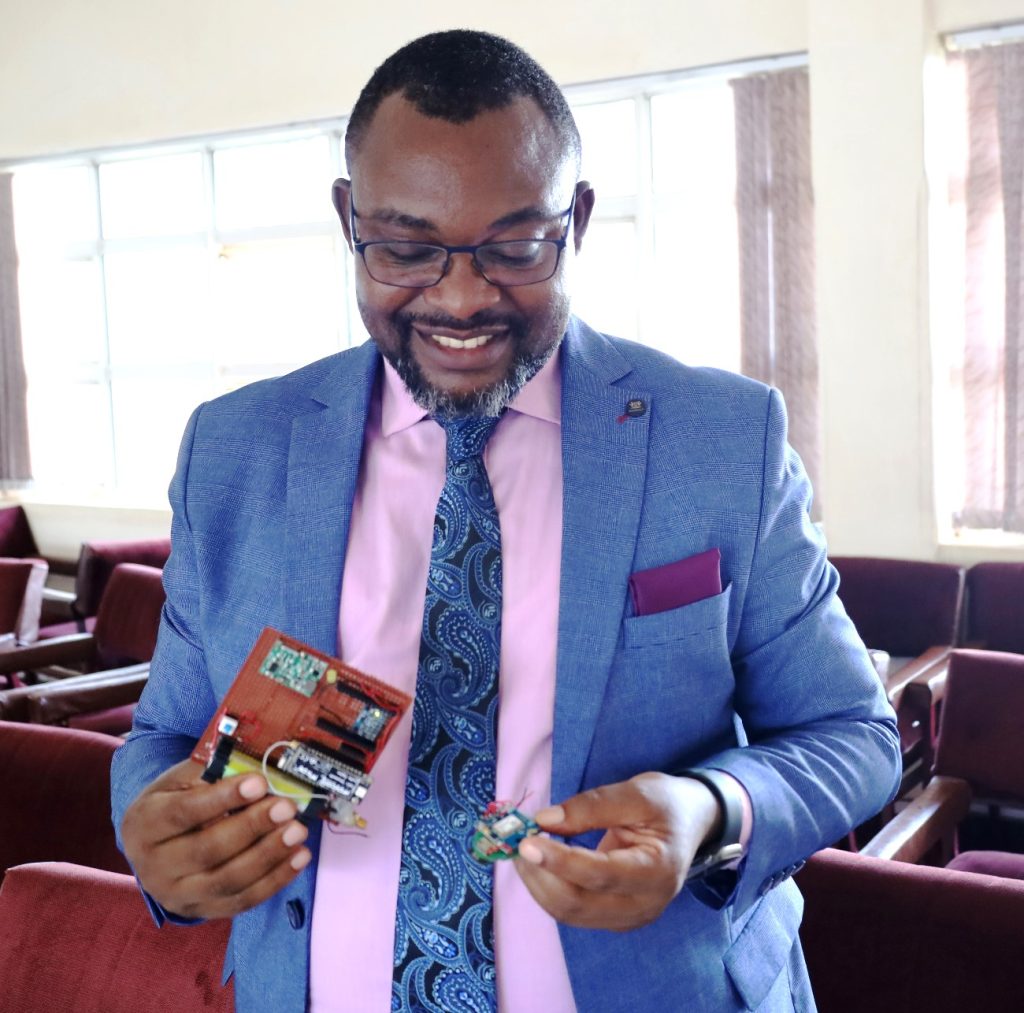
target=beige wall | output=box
[3,0,1024,562]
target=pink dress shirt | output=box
[309,352,577,1011]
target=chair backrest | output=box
[964,562,1024,653]
[0,721,130,880]
[798,847,1024,1013]
[92,563,166,668]
[830,556,965,657]
[0,557,48,643]
[73,537,171,619]
[0,862,233,1013]
[933,649,1024,801]
[0,504,39,558]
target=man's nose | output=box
[421,251,502,318]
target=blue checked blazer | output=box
[111,316,901,1012]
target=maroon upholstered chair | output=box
[797,848,1024,1013]
[0,663,149,735]
[39,536,171,639]
[964,562,1024,654]
[0,862,233,1013]
[830,556,965,799]
[0,504,39,559]
[0,557,48,647]
[861,650,1024,880]
[0,721,130,882]
[0,562,165,684]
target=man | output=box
[113,29,901,1013]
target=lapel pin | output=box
[617,398,647,424]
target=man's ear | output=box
[571,180,596,253]
[332,178,353,247]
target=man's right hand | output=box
[120,758,312,921]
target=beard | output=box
[382,309,561,419]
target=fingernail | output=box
[282,822,306,847]
[534,805,565,827]
[239,777,266,800]
[269,800,294,824]
[290,848,312,871]
[518,840,543,865]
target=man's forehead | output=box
[349,94,573,192]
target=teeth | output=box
[430,333,494,350]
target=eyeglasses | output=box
[349,193,576,288]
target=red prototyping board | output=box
[192,628,412,826]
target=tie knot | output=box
[435,415,501,463]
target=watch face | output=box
[687,843,746,881]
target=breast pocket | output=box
[584,586,736,787]
[623,583,733,649]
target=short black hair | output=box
[345,30,581,171]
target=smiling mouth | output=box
[429,333,497,350]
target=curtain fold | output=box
[956,44,1024,533]
[0,173,32,488]
[732,68,821,520]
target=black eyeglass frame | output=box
[348,191,578,289]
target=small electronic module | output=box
[470,801,540,862]
[192,628,412,828]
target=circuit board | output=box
[192,628,412,827]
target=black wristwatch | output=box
[680,767,745,880]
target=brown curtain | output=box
[955,43,1024,533]
[0,173,33,488]
[732,68,821,520]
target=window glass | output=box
[211,235,344,371]
[12,164,99,249]
[18,257,107,368]
[649,198,740,372]
[213,136,334,230]
[104,247,212,366]
[651,86,736,197]
[574,100,638,199]
[573,219,640,340]
[99,153,206,239]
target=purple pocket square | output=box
[628,548,722,617]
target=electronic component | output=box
[470,801,540,863]
[192,628,411,828]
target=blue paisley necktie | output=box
[393,414,503,1013]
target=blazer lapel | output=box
[283,341,380,656]
[553,319,651,803]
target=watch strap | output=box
[680,767,745,880]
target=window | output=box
[9,57,815,507]
[936,32,1024,536]
[11,126,351,502]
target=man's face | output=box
[337,95,594,416]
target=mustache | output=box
[395,309,525,332]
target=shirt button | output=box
[286,899,305,929]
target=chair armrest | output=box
[885,645,951,708]
[23,663,149,726]
[0,633,97,675]
[860,775,972,863]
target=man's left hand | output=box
[515,771,721,931]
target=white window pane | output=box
[99,153,206,238]
[211,235,344,371]
[574,100,638,199]
[648,199,740,372]
[573,220,639,340]
[110,374,207,497]
[104,247,212,365]
[651,86,736,197]
[18,257,107,368]
[13,165,99,249]
[214,137,334,230]
[26,379,115,489]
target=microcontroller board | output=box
[192,628,412,827]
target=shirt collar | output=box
[380,347,563,437]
